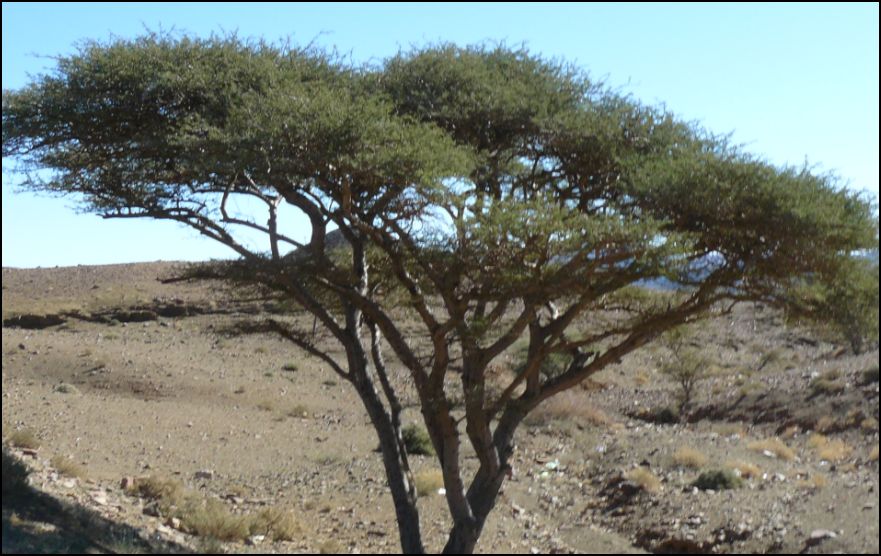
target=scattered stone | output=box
[809,529,837,541]
[247,534,266,545]
[90,490,109,505]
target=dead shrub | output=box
[50,455,86,479]
[413,469,444,497]
[672,447,708,469]
[525,390,611,428]
[251,506,301,541]
[725,461,762,480]
[747,438,795,461]
[8,429,40,450]
[625,467,661,494]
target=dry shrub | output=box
[525,390,611,428]
[797,473,827,490]
[50,455,86,479]
[807,433,829,450]
[815,415,837,433]
[633,370,650,386]
[256,399,276,412]
[816,439,852,462]
[861,418,878,432]
[869,445,879,462]
[251,506,301,541]
[413,469,444,497]
[713,423,746,438]
[182,498,251,542]
[725,461,762,480]
[8,429,40,450]
[625,467,661,493]
[128,475,186,503]
[319,539,343,554]
[747,438,795,461]
[672,447,708,469]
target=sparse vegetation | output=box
[725,461,762,480]
[54,382,81,395]
[50,455,87,478]
[862,365,880,385]
[525,391,611,428]
[8,429,41,450]
[672,447,708,469]
[319,539,344,554]
[251,506,302,541]
[402,424,435,456]
[747,438,796,461]
[797,473,827,490]
[182,497,252,542]
[659,327,712,414]
[809,436,853,462]
[288,404,310,419]
[625,467,661,494]
[692,469,743,490]
[413,469,445,497]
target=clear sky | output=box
[2,2,878,268]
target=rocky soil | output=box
[2,262,879,554]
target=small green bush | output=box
[692,469,743,491]
[402,424,435,456]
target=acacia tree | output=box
[3,35,877,553]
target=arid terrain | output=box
[2,262,879,554]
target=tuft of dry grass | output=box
[725,460,762,480]
[256,399,276,412]
[780,425,800,439]
[797,473,827,490]
[250,506,301,542]
[814,439,852,463]
[869,445,879,462]
[861,418,878,432]
[182,498,252,542]
[413,469,444,497]
[815,415,837,433]
[672,447,708,469]
[319,539,343,554]
[747,438,795,461]
[713,423,746,438]
[625,467,661,494]
[525,391,612,428]
[54,383,81,395]
[50,455,86,479]
[8,429,41,450]
[288,404,310,419]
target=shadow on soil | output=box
[2,449,191,554]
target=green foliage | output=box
[4,33,879,554]
[659,326,712,413]
[402,424,435,456]
[789,256,879,354]
[692,469,743,491]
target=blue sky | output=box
[2,2,878,268]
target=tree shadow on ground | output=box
[2,448,191,554]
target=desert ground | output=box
[2,262,879,554]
